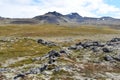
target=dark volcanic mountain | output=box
[33,12,85,24]
[33,11,67,24]
[0,11,120,28]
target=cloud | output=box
[0,0,120,18]
[0,0,41,18]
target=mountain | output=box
[65,13,83,22]
[33,12,85,24]
[33,11,120,27]
[33,11,67,24]
[65,13,82,19]
[0,11,120,28]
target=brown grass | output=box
[0,24,119,37]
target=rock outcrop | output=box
[0,37,120,80]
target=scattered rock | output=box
[2,37,120,80]
[82,41,101,48]
[60,50,67,54]
[48,50,60,58]
[104,55,114,61]
[14,74,25,80]
[48,59,56,64]
[91,46,101,52]
[0,68,9,73]
[102,47,112,53]
[68,45,77,50]
[37,39,56,46]
[110,38,120,42]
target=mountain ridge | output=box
[0,11,120,28]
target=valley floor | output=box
[0,24,120,80]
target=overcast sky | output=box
[0,0,120,18]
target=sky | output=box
[0,0,120,18]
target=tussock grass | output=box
[0,38,59,63]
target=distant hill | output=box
[33,11,67,24]
[0,11,120,28]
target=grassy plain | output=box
[0,24,119,37]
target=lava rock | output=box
[104,55,114,61]
[29,65,48,74]
[37,39,45,44]
[40,65,48,72]
[37,39,56,46]
[68,45,77,50]
[48,50,60,58]
[82,41,102,48]
[29,68,41,74]
[102,47,112,53]
[91,46,101,52]
[75,42,82,46]
[60,50,67,53]
[110,38,120,42]
[14,74,25,80]
[48,59,56,64]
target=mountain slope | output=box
[33,11,120,27]
[0,11,120,28]
[33,11,68,24]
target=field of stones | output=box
[0,24,120,80]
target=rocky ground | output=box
[0,37,120,80]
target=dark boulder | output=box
[102,47,112,53]
[40,65,48,72]
[92,41,100,46]
[37,39,45,44]
[104,55,114,61]
[110,38,120,42]
[107,38,120,46]
[81,41,99,48]
[75,42,82,46]
[48,59,56,64]
[37,39,56,46]
[48,50,60,58]
[82,42,91,48]
[14,74,25,80]
[60,50,67,53]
